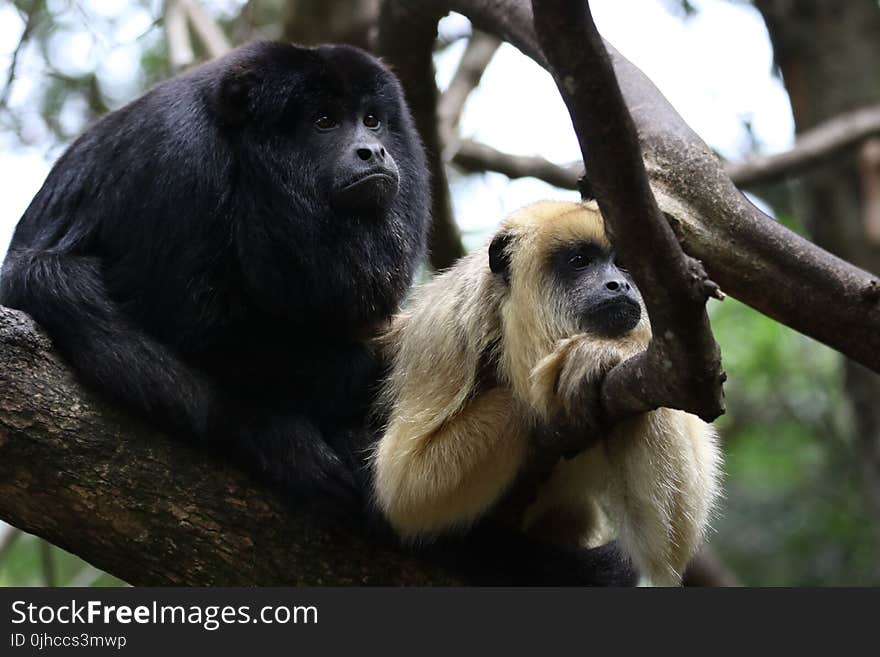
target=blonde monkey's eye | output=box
[315,115,338,131]
[364,114,380,128]
[569,253,589,270]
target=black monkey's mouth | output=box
[340,171,396,189]
[585,297,641,336]
[334,170,400,210]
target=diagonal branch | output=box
[164,0,196,71]
[179,0,231,58]
[531,0,724,421]
[0,1,41,110]
[726,103,880,187]
[438,30,501,139]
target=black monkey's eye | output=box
[569,253,590,270]
[314,115,338,131]
[363,114,380,129]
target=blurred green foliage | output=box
[709,282,879,585]
[0,530,124,587]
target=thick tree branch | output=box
[385,0,880,374]
[0,307,460,585]
[532,0,724,421]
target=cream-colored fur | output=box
[372,200,722,585]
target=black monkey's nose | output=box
[605,280,631,292]
[356,145,386,161]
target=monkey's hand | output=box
[530,334,640,459]
[215,408,362,522]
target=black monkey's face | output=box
[220,43,410,217]
[308,106,401,212]
[208,42,429,333]
[551,241,643,337]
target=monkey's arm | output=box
[373,387,528,540]
[530,333,721,585]
[0,249,219,437]
[0,249,357,506]
[529,333,644,443]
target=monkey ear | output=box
[577,174,595,201]
[488,232,512,283]
[216,67,258,126]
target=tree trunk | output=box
[755,0,880,544]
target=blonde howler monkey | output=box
[371,200,722,586]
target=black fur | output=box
[0,41,429,514]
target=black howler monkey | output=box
[0,41,430,512]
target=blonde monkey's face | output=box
[544,238,643,337]
[489,201,647,342]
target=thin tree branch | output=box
[164,0,196,72]
[0,526,22,563]
[857,137,880,247]
[450,138,581,189]
[450,103,880,194]
[726,103,880,187]
[179,0,231,59]
[438,30,501,138]
[39,540,56,587]
[0,1,41,110]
